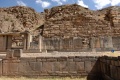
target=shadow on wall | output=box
[87,58,102,80]
[99,56,120,80]
[36,25,44,35]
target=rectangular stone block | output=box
[90,61,100,73]
[20,58,36,62]
[29,62,42,71]
[74,58,82,62]
[46,58,57,62]
[102,63,106,74]
[68,62,76,73]
[117,67,120,79]
[57,57,67,61]
[18,62,39,76]
[13,49,22,58]
[37,57,47,62]
[41,62,54,74]
[76,62,85,72]
[110,65,118,79]
[85,61,92,73]
[0,59,2,76]
[54,62,68,73]
[106,64,110,76]
[3,62,19,76]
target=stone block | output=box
[57,57,67,61]
[110,65,118,79]
[37,57,47,62]
[90,61,99,73]
[20,58,36,62]
[3,62,19,76]
[0,59,2,76]
[46,58,57,62]
[29,62,42,71]
[76,62,85,72]
[85,61,92,73]
[74,58,82,62]
[41,62,54,74]
[13,49,22,58]
[3,59,20,63]
[117,67,120,79]
[114,61,119,66]
[106,64,110,76]
[18,62,40,76]
[102,63,106,74]
[54,62,68,74]
[6,50,14,58]
[68,62,76,73]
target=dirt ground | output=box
[21,51,120,57]
[0,77,86,80]
[0,51,120,58]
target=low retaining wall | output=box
[100,56,120,80]
[0,56,101,80]
[3,55,120,80]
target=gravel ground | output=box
[21,52,105,57]
[0,51,120,58]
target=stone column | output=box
[23,34,27,50]
[27,33,32,50]
[38,35,42,52]
[100,37,104,49]
[7,35,12,50]
[0,36,7,51]
[90,37,96,52]
[59,38,62,51]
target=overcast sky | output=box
[0,0,120,12]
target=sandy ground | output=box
[0,77,86,80]
[21,51,120,57]
[0,51,120,58]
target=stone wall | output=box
[41,4,120,52]
[0,6,44,34]
[43,5,120,38]
[42,36,115,52]
[100,56,120,80]
[43,4,111,38]
[1,51,120,80]
[0,56,100,80]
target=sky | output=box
[0,0,120,12]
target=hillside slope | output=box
[0,6,44,34]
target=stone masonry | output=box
[40,4,120,52]
[1,56,100,80]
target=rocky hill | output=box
[43,4,120,38]
[0,6,44,35]
[0,4,120,38]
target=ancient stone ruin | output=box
[0,4,120,52]
[0,4,120,80]
[42,4,120,52]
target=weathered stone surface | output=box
[43,4,120,38]
[0,56,101,78]
[85,61,92,73]
[0,59,2,76]
[3,62,19,76]
[41,62,54,74]
[76,62,85,72]
[68,62,76,73]
[0,6,44,36]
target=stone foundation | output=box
[0,56,100,80]
[0,51,119,80]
